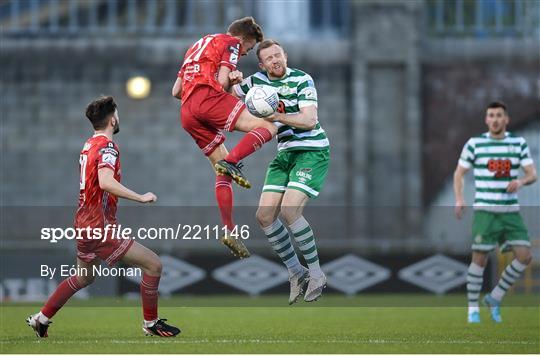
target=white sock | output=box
[467,262,484,309]
[143,319,158,327]
[491,259,527,302]
[290,217,323,278]
[263,219,303,275]
[37,311,50,324]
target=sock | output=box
[490,259,527,302]
[466,263,484,313]
[41,276,82,319]
[290,216,323,278]
[140,273,160,322]
[262,219,303,275]
[215,175,234,231]
[225,127,273,164]
[37,311,50,325]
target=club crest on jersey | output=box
[475,235,482,243]
[278,86,292,96]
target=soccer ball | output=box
[245,86,279,118]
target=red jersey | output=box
[74,134,121,229]
[178,33,241,103]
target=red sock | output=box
[225,127,273,164]
[41,276,82,319]
[216,175,234,231]
[140,273,160,322]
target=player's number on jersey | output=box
[184,35,215,64]
[79,154,88,190]
[487,158,511,178]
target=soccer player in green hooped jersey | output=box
[232,40,330,303]
[453,101,537,324]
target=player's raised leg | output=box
[280,189,325,302]
[215,110,277,189]
[208,144,250,258]
[466,251,487,323]
[121,242,180,337]
[27,258,99,338]
[484,246,532,323]
[256,192,307,304]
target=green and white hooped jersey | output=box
[458,132,534,212]
[234,68,330,152]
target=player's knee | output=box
[517,251,532,266]
[255,207,274,228]
[471,252,488,267]
[280,208,301,226]
[260,121,277,135]
[145,257,163,276]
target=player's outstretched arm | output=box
[453,164,469,219]
[98,168,157,203]
[507,164,538,193]
[266,105,318,130]
[172,77,182,100]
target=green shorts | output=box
[472,210,530,252]
[262,149,330,198]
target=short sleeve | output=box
[520,137,534,167]
[233,76,253,98]
[97,142,119,171]
[297,75,318,108]
[220,39,240,70]
[458,138,475,169]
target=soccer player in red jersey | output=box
[27,96,180,338]
[172,17,278,258]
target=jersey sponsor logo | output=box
[296,169,312,183]
[100,147,118,156]
[229,45,239,65]
[184,64,201,74]
[229,53,238,64]
[102,153,117,166]
[303,87,317,100]
[487,159,511,178]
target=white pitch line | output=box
[1,338,536,346]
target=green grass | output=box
[1,295,539,354]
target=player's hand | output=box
[229,70,243,85]
[139,192,157,203]
[264,112,280,122]
[454,199,466,219]
[506,179,523,193]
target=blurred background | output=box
[1,0,539,301]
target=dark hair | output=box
[85,96,117,130]
[227,17,263,43]
[486,101,507,114]
[256,39,282,60]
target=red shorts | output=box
[181,85,245,156]
[77,233,134,266]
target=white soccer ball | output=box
[245,86,279,118]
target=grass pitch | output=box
[1,295,538,354]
